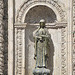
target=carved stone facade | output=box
[0,0,8,75]
[15,27,25,75]
[61,28,67,75]
[14,1,68,75]
[8,0,72,75]
[0,0,74,75]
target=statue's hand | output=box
[35,36,42,39]
[45,54,49,58]
[40,35,48,38]
[36,36,42,40]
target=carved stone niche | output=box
[14,1,67,75]
[25,5,57,23]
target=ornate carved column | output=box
[14,23,26,75]
[0,0,4,75]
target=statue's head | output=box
[40,19,46,28]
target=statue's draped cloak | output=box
[33,27,50,68]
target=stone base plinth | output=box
[33,68,50,75]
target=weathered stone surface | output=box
[33,68,50,74]
[0,0,4,75]
[3,0,8,75]
[1,0,73,75]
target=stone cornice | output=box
[14,22,67,28]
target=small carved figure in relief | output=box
[33,19,51,68]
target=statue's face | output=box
[40,22,45,28]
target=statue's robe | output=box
[33,27,50,68]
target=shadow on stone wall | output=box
[47,36,54,75]
[25,27,36,75]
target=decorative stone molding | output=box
[14,22,67,28]
[15,29,22,75]
[15,27,25,75]
[16,0,66,23]
[61,28,67,75]
[0,0,4,75]
[72,0,75,74]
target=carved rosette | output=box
[0,0,4,75]
[72,0,75,74]
[61,28,67,75]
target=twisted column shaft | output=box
[0,0,4,75]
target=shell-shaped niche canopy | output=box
[25,5,57,24]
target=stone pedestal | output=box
[33,68,50,75]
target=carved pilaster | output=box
[15,24,26,75]
[61,28,67,75]
[16,29,23,75]
[0,0,4,75]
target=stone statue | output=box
[33,19,50,75]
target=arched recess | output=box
[25,5,57,23]
[16,0,66,23]
[24,5,56,75]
